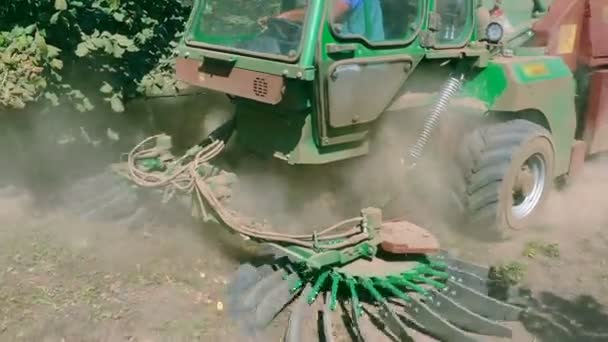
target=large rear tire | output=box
[455,119,555,240]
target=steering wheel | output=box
[265,17,303,43]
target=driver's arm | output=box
[276,0,354,22]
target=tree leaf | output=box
[100,82,113,94]
[106,128,120,141]
[24,24,36,34]
[113,34,133,47]
[54,0,68,10]
[51,70,63,82]
[89,37,106,48]
[75,43,89,57]
[50,58,63,70]
[82,97,94,111]
[34,32,47,54]
[44,92,60,106]
[110,95,124,112]
[103,40,114,54]
[47,45,61,58]
[50,11,61,24]
[10,97,26,109]
[69,89,85,99]
[112,44,125,58]
[113,12,125,22]
[125,44,139,52]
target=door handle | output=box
[326,43,357,54]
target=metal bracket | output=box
[420,31,436,48]
[428,12,442,32]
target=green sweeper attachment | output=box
[102,131,526,342]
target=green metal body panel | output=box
[462,56,576,175]
[460,62,509,108]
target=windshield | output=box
[187,0,309,59]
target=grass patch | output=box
[490,261,527,286]
[522,240,560,259]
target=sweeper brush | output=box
[228,246,523,342]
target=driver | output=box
[272,0,385,42]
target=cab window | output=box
[435,0,472,46]
[329,0,423,44]
[191,0,309,58]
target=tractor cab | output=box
[174,0,486,164]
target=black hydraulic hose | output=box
[198,117,236,147]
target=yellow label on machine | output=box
[557,24,577,55]
[522,63,549,78]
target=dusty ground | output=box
[434,157,608,342]
[0,156,607,342]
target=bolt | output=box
[296,71,303,78]
[282,69,289,76]
[322,137,329,145]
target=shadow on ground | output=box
[520,292,608,342]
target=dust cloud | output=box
[2,80,608,341]
[537,156,608,232]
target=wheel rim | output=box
[511,153,546,220]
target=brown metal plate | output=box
[531,0,585,71]
[588,0,608,59]
[175,58,284,105]
[379,221,440,255]
[584,70,608,154]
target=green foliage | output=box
[522,241,560,259]
[202,0,282,35]
[490,262,526,286]
[0,0,190,113]
[136,53,189,97]
[0,26,58,109]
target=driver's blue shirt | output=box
[342,0,385,41]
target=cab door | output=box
[313,0,426,147]
[313,0,473,147]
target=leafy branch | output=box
[0,0,190,113]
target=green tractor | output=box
[67,0,608,340]
[172,0,579,238]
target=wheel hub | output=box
[511,153,546,220]
[515,165,535,197]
